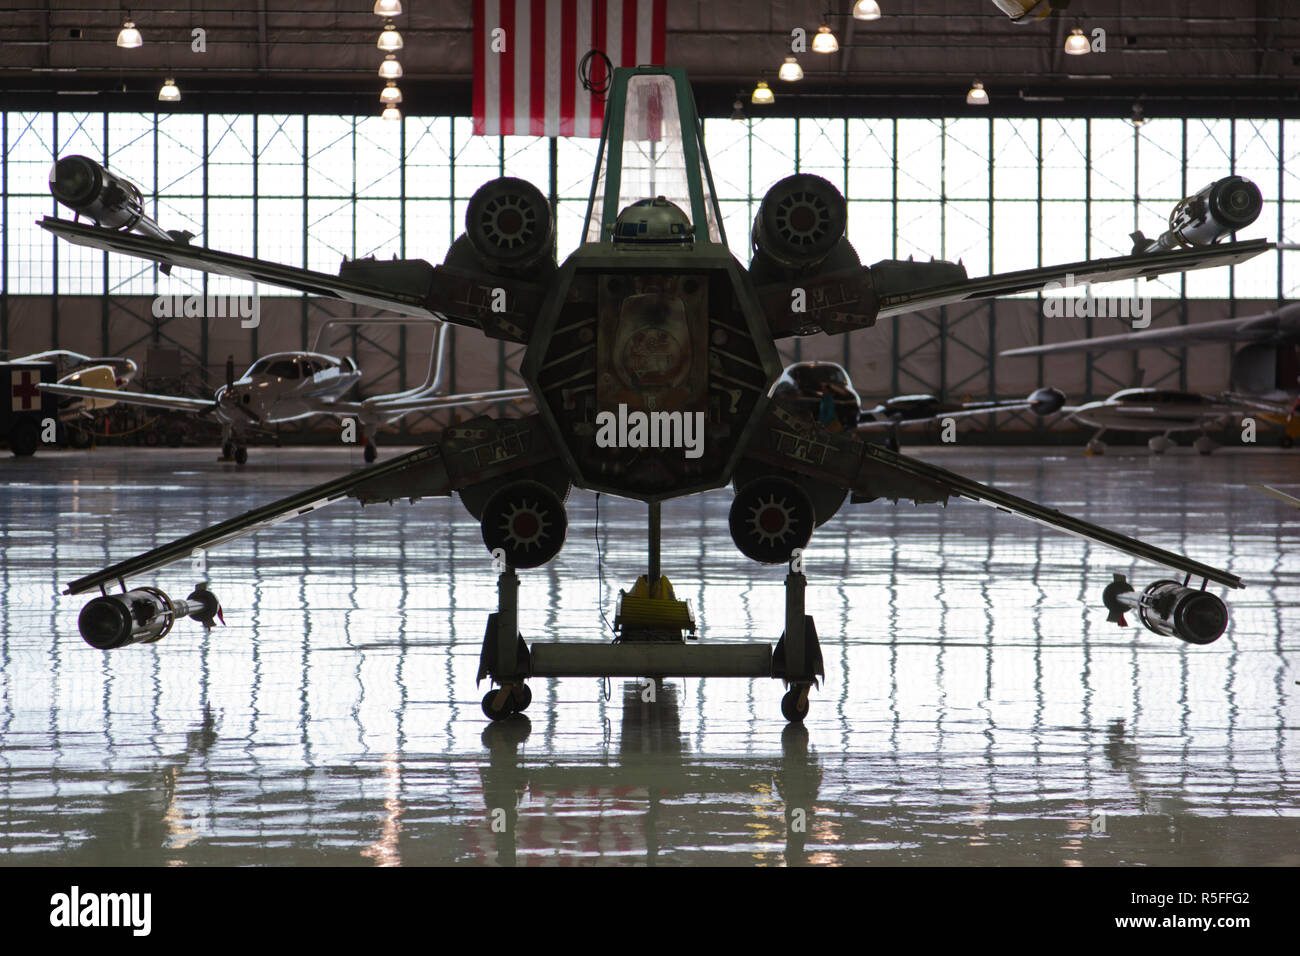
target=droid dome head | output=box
[612,196,694,244]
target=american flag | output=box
[472,0,668,138]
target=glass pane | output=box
[847,119,894,201]
[308,116,354,198]
[993,119,1037,202]
[944,118,989,201]
[209,115,255,197]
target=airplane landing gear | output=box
[1085,429,1106,456]
[363,441,377,463]
[1147,433,1172,454]
[474,499,823,723]
[481,682,531,720]
[1194,435,1217,455]
[781,686,811,723]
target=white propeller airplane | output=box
[40,322,528,464]
[1054,387,1296,455]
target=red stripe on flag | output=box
[560,0,576,137]
[651,0,666,64]
[472,0,486,135]
[531,0,547,136]
[622,0,637,66]
[499,0,516,135]
[591,0,607,137]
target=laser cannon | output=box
[1131,176,1262,255]
[78,583,221,650]
[49,155,193,273]
[1102,573,1228,645]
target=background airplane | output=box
[1054,387,1295,455]
[1001,301,1300,441]
[41,67,1271,723]
[41,330,528,464]
[772,360,1065,450]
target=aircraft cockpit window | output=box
[265,359,299,379]
[300,358,322,377]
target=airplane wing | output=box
[320,387,533,417]
[63,444,452,595]
[746,405,1243,589]
[1000,306,1294,357]
[40,382,213,414]
[856,401,1041,430]
[875,240,1272,319]
[39,218,439,319]
[1251,484,1300,508]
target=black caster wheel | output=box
[511,684,532,712]
[364,443,377,463]
[781,689,809,723]
[482,689,512,721]
[234,446,248,465]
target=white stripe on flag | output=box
[605,0,622,68]
[574,1,591,139]
[636,0,654,65]
[514,0,531,136]
[483,0,500,136]
[544,0,562,137]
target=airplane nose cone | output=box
[1029,387,1066,415]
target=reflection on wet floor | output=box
[1,446,1297,865]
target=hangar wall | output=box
[3,110,1292,441]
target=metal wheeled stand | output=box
[476,502,825,722]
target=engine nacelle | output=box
[1131,176,1262,254]
[751,174,848,271]
[463,176,554,273]
[79,584,221,650]
[1028,386,1066,416]
[1102,573,1227,645]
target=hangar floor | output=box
[1,444,1297,866]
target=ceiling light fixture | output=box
[852,0,882,19]
[380,82,402,105]
[1130,102,1146,126]
[778,57,803,82]
[966,80,988,105]
[730,98,746,121]
[158,77,180,102]
[382,106,401,121]
[1064,28,1090,55]
[116,18,142,49]
[378,54,403,79]
[811,25,838,54]
[377,21,403,52]
[373,0,402,15]
[751,80,774,105]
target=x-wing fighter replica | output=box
[1057,387,1296,455]
[771,360,1065,449]
[1002,301,1300,446]
[40,323,528,464]
[43,68,1271,723]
